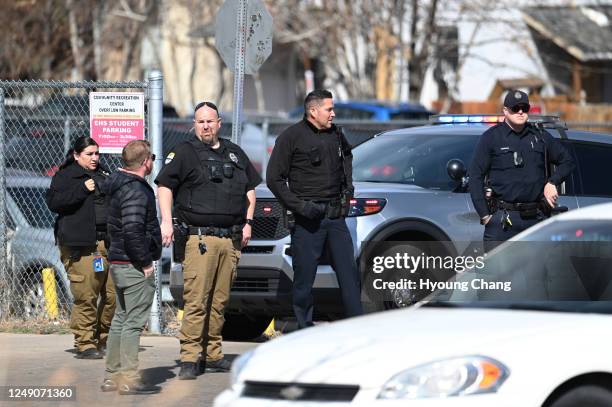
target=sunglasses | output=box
[142,153,156,165]
[509,104,530,113]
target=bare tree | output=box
[0,0,159,81]
[0,0,71,80]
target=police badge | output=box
[165,152,175,164]
[514,91,522,99]
[229,152,238,163]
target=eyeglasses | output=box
[509,104,530,114]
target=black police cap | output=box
[503,90,530,108]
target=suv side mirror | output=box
[447,159,469,192]
[447,159,466,181]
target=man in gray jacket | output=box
[100,140,162,395]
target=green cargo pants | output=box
[60,241,116,352]
[105,263,155,382]
[179,235,241,363]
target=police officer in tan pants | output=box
[47,136,115,359]
[156,101,261,379]
[60,242,115,355]
[181,232,242,365]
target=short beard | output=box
[200,134,215,145]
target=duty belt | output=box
[497,201,540,211]
[187,225,242,238]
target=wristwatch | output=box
[245,219,254,226]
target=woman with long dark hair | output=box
[46,136,116,359]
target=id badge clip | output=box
[93,252,104,272]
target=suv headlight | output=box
[230,349,255,386]
[378,356,509,399]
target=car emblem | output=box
[279,385,304,400]
[514,91,522,99]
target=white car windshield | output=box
[426,220,612,314]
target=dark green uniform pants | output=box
[61,241,116,352]
[179,235,241,363]
[105,263,155,382]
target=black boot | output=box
[205,358,231,373]
[75,348,104,359]
[178,362,198,380]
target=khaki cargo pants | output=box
[179,235,241,363]
[61,241,116,352]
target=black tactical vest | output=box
[176,140,249,218]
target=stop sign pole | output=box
[216,0,273,146]
[231,0,247,146]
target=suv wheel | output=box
[362,240,455,312]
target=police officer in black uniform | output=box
[267,89,363,329]
[155,101,261,380]
[469,90,575,252]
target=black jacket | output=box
[104,171,162,268]
[469,121,575,218]
[266,119,353,214]
[46,162,109,246]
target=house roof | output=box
[523,5,612,62]
[488,77,545,101]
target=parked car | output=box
[289,100,434,121]
[5,136,68,175]
[169,114,612,339]
[5,173,70,317]
[214,202,612,406]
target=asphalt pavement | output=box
[0,333,259,407]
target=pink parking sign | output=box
[89,92,145,154]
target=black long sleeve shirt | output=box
[469,121,575,218]
[266,119,353,214]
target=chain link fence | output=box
[0,79,154,331]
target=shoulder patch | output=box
[165,152,175,164]
[229,152,239,164]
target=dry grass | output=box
[0,317,71,334]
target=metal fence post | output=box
[148,69,164,334]
[261,118,269,180]
[231,0,248,146]
[63,118,71,155]
[0,88,7,320]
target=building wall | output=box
[152,3,301,117]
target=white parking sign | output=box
[89,92,145,154]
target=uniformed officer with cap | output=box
[155,101,261,380]
[267,89,363,329]
[469,90,575,251]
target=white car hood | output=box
[238,307,606,389]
